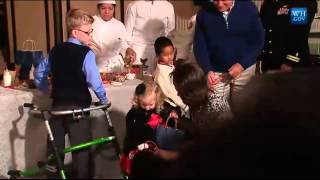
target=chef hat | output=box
[97,0,116,5]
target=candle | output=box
[176,16,180,32]
[184,19,187,32]
[3,69,12,87]
[178,16,182,32]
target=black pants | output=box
[48,107,92,179]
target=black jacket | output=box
[259,0,318,72]
[123,107,156,155]
[123,103,184,155]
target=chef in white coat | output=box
[92,0,136,72]
[125,0,175,73]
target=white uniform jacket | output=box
[125,0,175,72]
[92,15,129,71]
[154,63,188,113]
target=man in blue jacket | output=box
[194,0,264,105]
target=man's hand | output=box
[207,71,221,90]
[95,100,111,110]
[87,39,102,54]
[280,63,292,72]
[125,48,136,64]
[228,63,244,78]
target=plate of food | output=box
[114,74,126,82]
[111,81,123,86]
[126,73,136,80]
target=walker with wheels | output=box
[7,102,122,179]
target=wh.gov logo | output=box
[290,8,308,25]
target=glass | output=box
[76,28,93,35]
[140,58,151,76]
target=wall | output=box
[5,0,123,62]
[65,0,121,41]
[14,1,47,53]
[47,1,55,51]
[169,0,197,19]
[6,0,52,62]
[6,1,14,62]
[4,0,320,63]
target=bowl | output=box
[114,74,126,82]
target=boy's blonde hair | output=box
[132,80,164,113]
[66,9,94,36]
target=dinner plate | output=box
[111,81,123,86]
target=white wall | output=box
[4,0,320,63]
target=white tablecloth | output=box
[0,79,141,178]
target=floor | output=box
[90,110,125,179]
[59,110,126,179]
[26,109,126,179]
[1,78,140,179]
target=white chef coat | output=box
[125,0,175,72]
[92,15,129,71]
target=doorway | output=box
[0,0,9,75]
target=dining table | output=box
[0,78,142,178]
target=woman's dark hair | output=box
[154,36,173,56]
[171,59,208,110]
[168,68,320,178]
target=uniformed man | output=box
[259,0,318,72]
[125,0,175,73]
[91,0,136,72]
